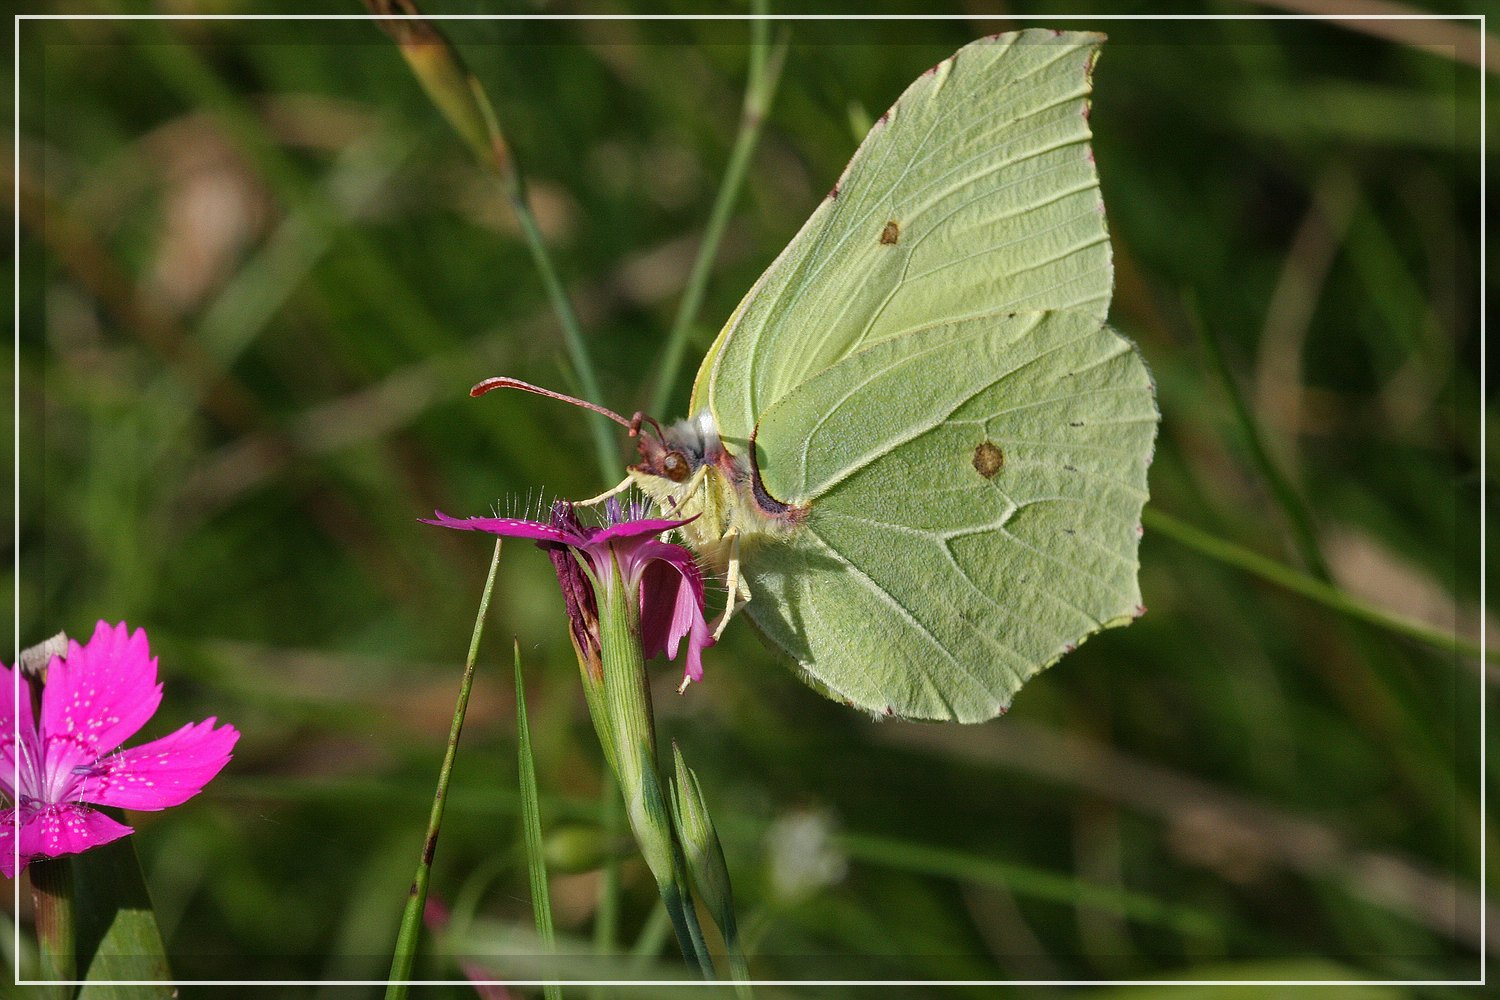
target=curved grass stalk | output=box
[838,831,1220,941]
[649,2,787,418]
[385,539,502,999]
[1187,295,1331,581]
[1144,508,1484,661]
[1183,296,1479,849]
[365,0,618,484]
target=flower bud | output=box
[363,0,515,183]
[671,742,739,951]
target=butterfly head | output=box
[464,377,790,548]
[630,411,719,484]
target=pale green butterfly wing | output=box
[693,30,1111,444]
[681,30,1155,721]
[745,310,1156,722]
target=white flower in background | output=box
[765,809,848,902]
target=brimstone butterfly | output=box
[486,30,1158,723]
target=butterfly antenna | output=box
[628,411,666,441]
[470,377,633,429]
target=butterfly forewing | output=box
[699,31,1112,452]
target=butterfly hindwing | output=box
[743,311,1156,721]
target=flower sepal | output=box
[671,741,739,955]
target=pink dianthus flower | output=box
[3,621,239,878]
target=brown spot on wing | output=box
[973,441,1004,479]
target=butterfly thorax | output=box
[629,410,803,575]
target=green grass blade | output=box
[507,200,620,483]
[650,0,786,417]
[1186,295,1331,580]
[1144,508,1484,661]
[514,640,563,1000]
[70,833,174,994]
[363,1,617,483]
[385,538,503,999]
[837,831,1219,941]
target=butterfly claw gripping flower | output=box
[3,621,239,878]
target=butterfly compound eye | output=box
[663,452,691,482]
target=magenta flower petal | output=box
[590,515,694,545]
[3,621,237,878]
[1,662,39,803]
[79,717,240,810]
[637,542,715,685]
[634,540,707,602]
[422,510,580,545]
[21,803,133,870]
[1,808,16,879]
[41,621,163,769]
[430,498,718,687]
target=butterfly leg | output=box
[575,476,634,507]
[712,527,751,642]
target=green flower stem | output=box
[650,3,786,417]
[1144,508,1485,661]
[594,557,715,977]
[567,612,623,995]
[364,1,617,483]
[592,777,623,954]
[29,857,74,985]
[676,860,715,980]
[385,538,503,999]
[574,636,618,780]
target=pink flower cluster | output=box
[3,621,239,878]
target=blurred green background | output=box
[8,1,1489,995]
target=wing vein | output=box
[803,526,999,708]
[809,323,1098,496]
